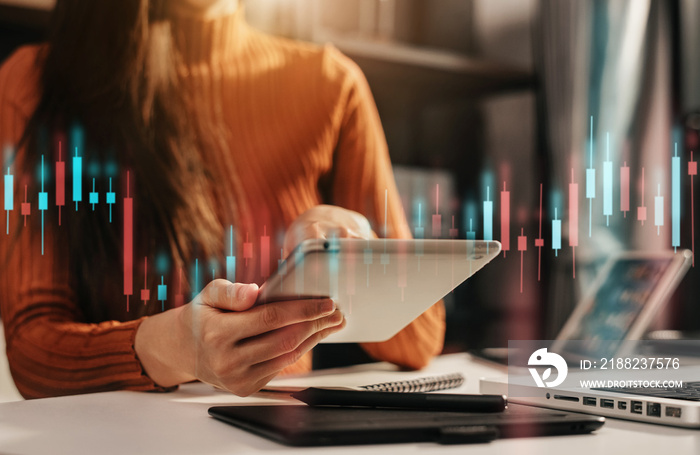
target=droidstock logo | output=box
[528,348,568,388]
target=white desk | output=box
[0,353,698,454]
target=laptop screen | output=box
[561,257,673,359]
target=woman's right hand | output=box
[134,279,345,396]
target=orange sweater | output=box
[0,8,445,399]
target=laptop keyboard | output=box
[594,381,700,401]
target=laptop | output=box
[480,249,700,427]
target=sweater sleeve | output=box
[0,47,169,399]
[326,48,445,370]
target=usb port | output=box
[631,401,643,414]
[618,401,627,410]
[600,399,614,409]
[666,406,682,418]
[582,397,597,407]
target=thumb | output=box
[197,279,259,312]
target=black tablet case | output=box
[208,403,604,446]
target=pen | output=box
[292,388,507,413]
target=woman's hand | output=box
[283,205,374,255]
[134,279,345,396]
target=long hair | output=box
[17,0,232,321]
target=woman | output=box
[0,0,444,399]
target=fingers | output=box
[194,307,344,396]
[231,298,337,340]
[345,210,373,239]
[237,309,344,363]
[311,221,324,239]
[251,317,347,379]
[283,222,322,255]
[196,279,259,312]
[284,224,364,255]
[336,225,368,240]
[283,205,374,255]
[306,222,369,240]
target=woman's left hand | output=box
[283,205,374,255]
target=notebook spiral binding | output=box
[358,373,465,393]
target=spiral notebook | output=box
[263,371,465,393]
[357,373,464,392]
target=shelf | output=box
[0,3,534,100]
[316,33,534,102]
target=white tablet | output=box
[257,238,502,343]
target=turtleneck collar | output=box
[169,4,249,65]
